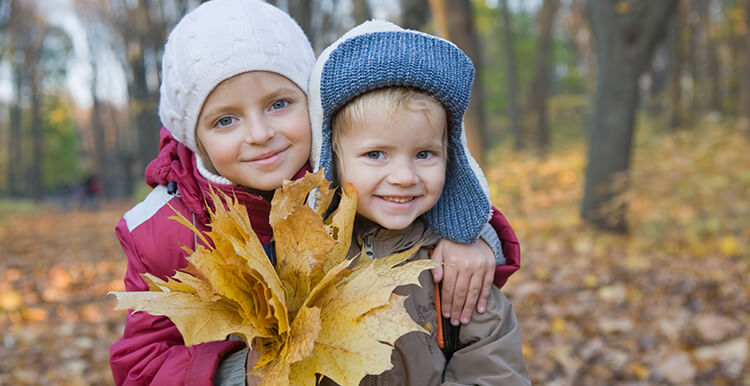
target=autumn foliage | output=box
[109,170,436,385]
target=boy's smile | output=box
[336,99,447,230]
[195,71,311,192]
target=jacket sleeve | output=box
[109,217,244,386]
[442,289,530,386]
[489,206,521,288]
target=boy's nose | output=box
[387,163,419,186]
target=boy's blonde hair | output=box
[331,87,448,167]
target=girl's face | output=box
[196,71,311,192]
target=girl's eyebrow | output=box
[198,105,235,124]
[198,87,302,123]
[266,87,302,99]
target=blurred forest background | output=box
[1,0,748,385]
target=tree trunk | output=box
[499,0,522,150]
[582,0,676,232]
[400,0,430,30]
[686,0,700,112]
[29,72,43,201]
[667,0,684,129]
[352,0,372,24]
[6,0,28,198]
[705,1,721,113]
[288,0,313,41]
[7,62,23,197]
[118,0,164,177]
[429,0,487,167]
[741,0,750,135]
[129,37,159,176]
[525,0,559,155]
[91,98,108,195]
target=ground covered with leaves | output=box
[0,205,126,385]
[0,121,748,385]
[490,120,750,385]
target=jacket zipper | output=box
[364,233,375,259]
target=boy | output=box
[308,20,530,385]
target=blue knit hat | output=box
[309,20,492,243]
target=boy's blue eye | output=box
[270,100,289,110]
[416,151,432,159]
[366,151,384,160]
[216,116,235,127]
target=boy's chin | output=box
[369,216,417,231]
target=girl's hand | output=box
[431,239,495,326]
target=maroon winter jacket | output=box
[109,128,520,385]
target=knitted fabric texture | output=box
[309,20,492,243]
[158,0,315,158]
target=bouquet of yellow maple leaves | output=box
[110,171,435,385]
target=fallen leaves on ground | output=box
[0,205,127,385]
[490,121,750,385]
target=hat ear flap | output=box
[458,121,491,200]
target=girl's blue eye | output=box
[216,116,235,127]
[366,151,383,160]
[270,100,289,110]
[416,151,432,159]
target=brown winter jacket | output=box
[320,218,530,386]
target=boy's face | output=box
[337,100,447,230]
[196,71,311,191]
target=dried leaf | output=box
[110,291,265,345]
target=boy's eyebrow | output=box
[351,137,445,150]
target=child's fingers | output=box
[450,271,470,326]
[441,265,457,319]
[477,263,494,314]
[459,272,484,324]
[430,247,444,283]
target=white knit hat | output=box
[158,0,315,157]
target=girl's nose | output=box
[244,116,276,144]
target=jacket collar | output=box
[351,217,439,260]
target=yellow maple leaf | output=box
[110,170,436,385]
